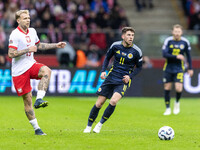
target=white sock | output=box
[29,118,40,130]
[36,90,46,100]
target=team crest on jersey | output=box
[98,88,102,92]
[169,44,173,48]
[17,88,23,93]
[180,44,185,49]
[25,36,31,43]
[116,50,120,54]
[128,53,133,59]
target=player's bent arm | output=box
[162,50,176,59]
[8,48,29,58]
[185,50,192,69]
[129,61,143,78]
[8,46,37,58]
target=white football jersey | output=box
[9,27,40,76]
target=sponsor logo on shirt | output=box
[175,45,179,48]
[116,50,120,54]
[122,52,127,56]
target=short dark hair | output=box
[121,27,135,34]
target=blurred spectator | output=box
[89,23,107,50]
[182,0,200,30]
[0,25,8,66]
[134,0,154,12]
[76,16,88,36]
[76,50,87,68]
[85,43,103,68]
[0,52,6,67]
[5,2,18,28]
[56,41,76,67]
[142,56,153,68]
[0,0,127,58]
[106,28,120,49]
[90,0,109,13]
[75,42,87,68]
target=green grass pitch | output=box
[0,96,199,150]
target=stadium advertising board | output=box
[0,68,199,97]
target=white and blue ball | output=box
[158,126,175,140]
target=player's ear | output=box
[17,18,20,24]
[121,34,124,40]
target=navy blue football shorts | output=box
[163,71,184,83]
[96,80,130,99]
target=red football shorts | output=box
[12,62,45,96]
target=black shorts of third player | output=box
[96,80,130,99]
[163,71,184,83]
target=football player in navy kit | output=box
[83,27,143,133]
[162,24,193,115]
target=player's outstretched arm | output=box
[36,42,66,50]
[8,46,37,58]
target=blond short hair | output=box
[173,24,183,30]
[122,27,135,34]
[15,10,29,20]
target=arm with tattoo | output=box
[36,43,57,50]
[8,48,29,58]
[36,42,66,50]
[8,46,37,58]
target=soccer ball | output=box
[158,126,175,140]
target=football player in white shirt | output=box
[8,10,66,135]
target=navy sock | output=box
[164,90,170,108]
[87,105,100,126]
[100,103,116,124]
[176,92,182,102]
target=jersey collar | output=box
[17,26,29,35]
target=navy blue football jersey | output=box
[101,41,143,83]
[162,36,192,73]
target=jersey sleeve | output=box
[129,46,143,78]
[185,41,192,69]
[8,31,18,50]
[101,44,115,72]
[162,38,176,59]
[33,28,40,45]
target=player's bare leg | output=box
[173,82,183,115]
[83,96,107,133]
[23,92,46,135]
[34,66,51,109]
[93,92,122,133]
[163,83,172,115]
[23,92,35,120]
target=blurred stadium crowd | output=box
[0,0,199,68]
[182,0,200,30]
[0,0,131,68]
